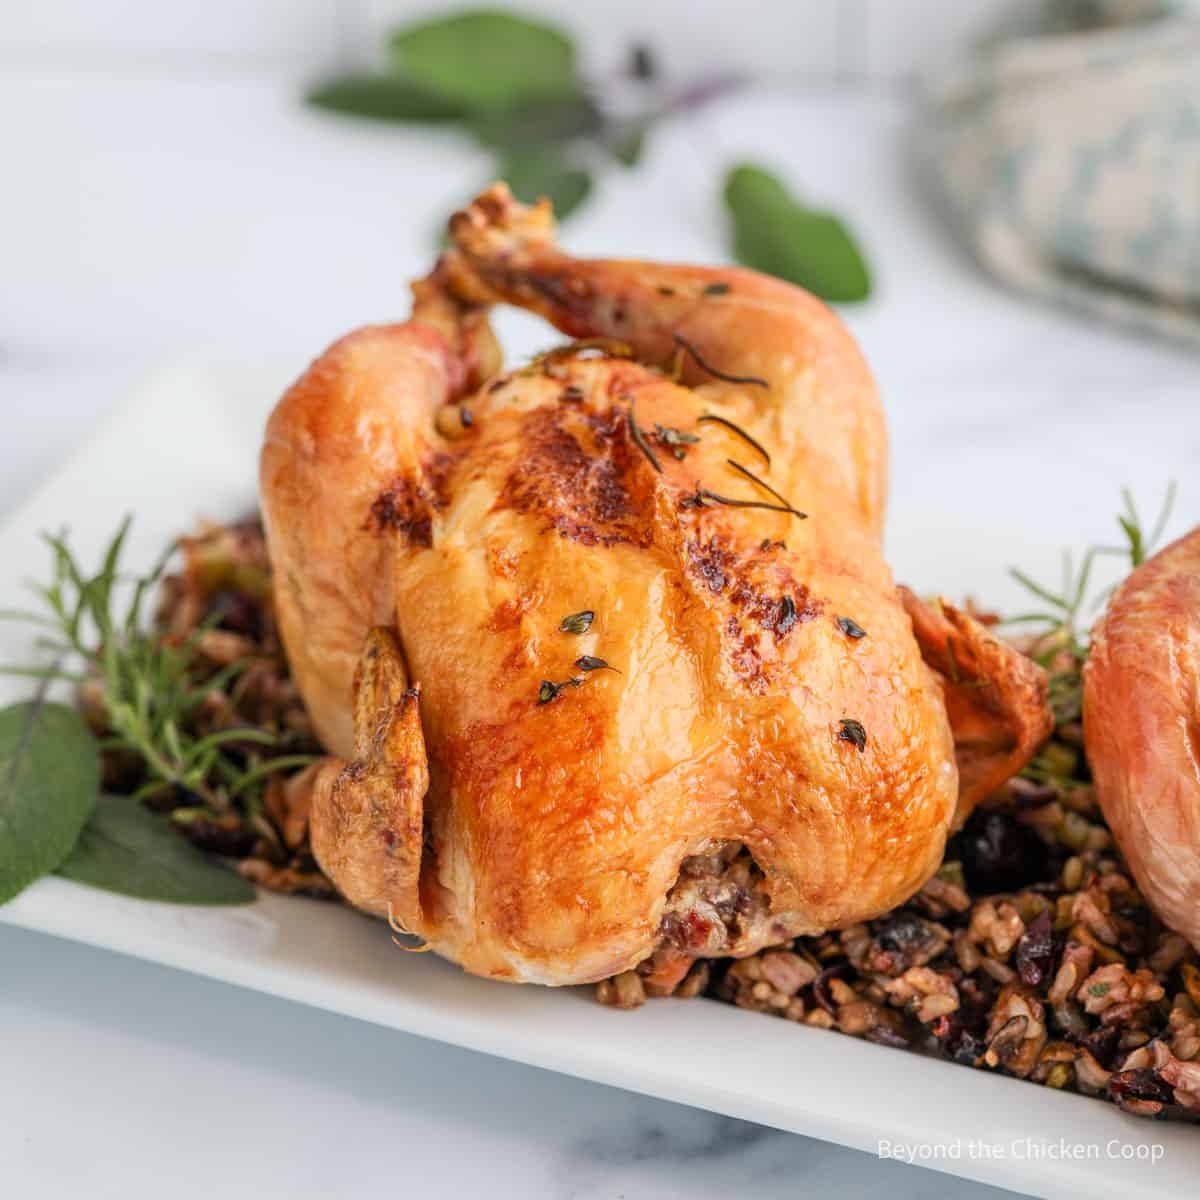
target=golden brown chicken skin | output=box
[1084,527,1200,950]
[260,185,1049,986]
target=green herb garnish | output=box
[559,610,595,635]
[725,459,803,516]
[575,655,618,673]
[1,519,310,807]
[837,616,867,640]
[538,677,583,705]
[837,718,867,752]
[58,794,255,905]
[0,697,99,904]
[671,333,769,389]
[696,413,771,468]
[680,487,807,521]
[653,423,701,460]
[1006,483,1177,782]
[627,401,663,474]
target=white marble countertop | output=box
[1,67,1195,1200]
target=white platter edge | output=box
[0,361,1193,1200]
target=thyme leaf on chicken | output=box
[559,610,595,635]
[575,655,618,673]
[651,423,700,460]
[837,718,867,751]
[837,616,867,640]
[538,677,584,704]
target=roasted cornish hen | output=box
[260,186,1051,985]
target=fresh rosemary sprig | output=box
[1007,483,1177,772]
[724,458,803,515]
[1117,481,1177,569]
[1005,482,1177,658]
[1,518,311,807]
[696,413,770,467]
[627,401,664,473]
[671,333,769,389]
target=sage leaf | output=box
[608,121,648,168]
[389,10,577,111]
[57,794,255,905]
[0,700,99,905]
[499,152,592,221]
[468,91,602,151]
[724,163,872,303]
[306,74,464,123]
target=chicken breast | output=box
[260,185,1049,985]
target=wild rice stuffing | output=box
[595,638,1200,1124]
[138,520,1199,1121]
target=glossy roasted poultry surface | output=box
[260,186,1051,986]
[1085,527,1200,952]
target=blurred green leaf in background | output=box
[725,164,872,303]
[389,9,578,110]
[307,9,872,300]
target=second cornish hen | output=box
[260,186,1050,986]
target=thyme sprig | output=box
[575,655,618,673]
[559,610,595,635]
[538,677,583,705]
[0,519,311,806]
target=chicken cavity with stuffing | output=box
[259,185,1052,987]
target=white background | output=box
[2,4,1197,1199]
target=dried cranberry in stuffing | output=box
[1082,1024,1121,1069]
[954,808,1049,892]
[1108,1069,1174,1106]
[1015,910,1056,988]
[930,1013,985,1065]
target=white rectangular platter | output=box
[1,363,1195,1200]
